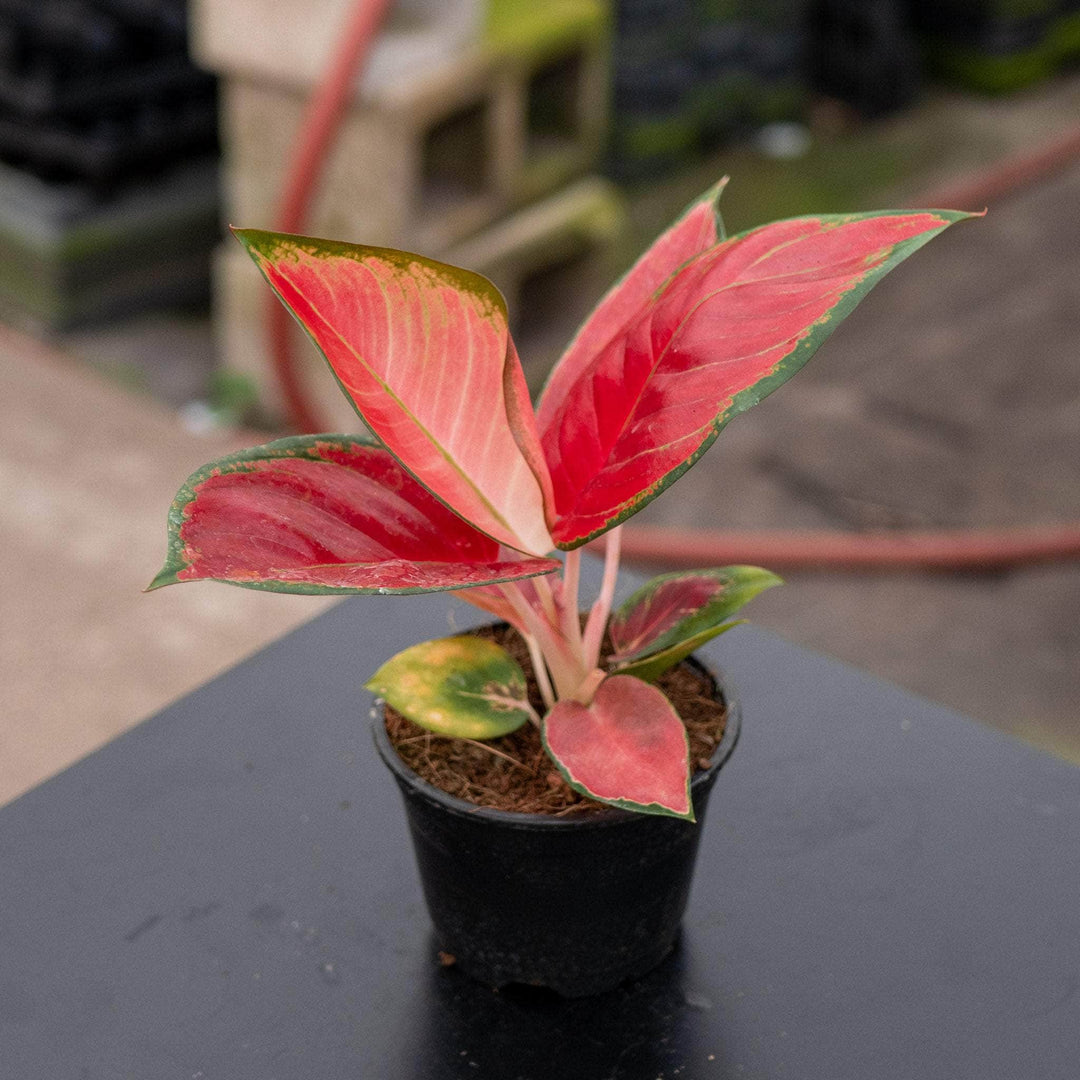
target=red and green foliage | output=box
[153,182,971,819]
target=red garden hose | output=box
[607,523,1080,574]
[264,1,1080,572]
[267,0,394,435]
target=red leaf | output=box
[234,230,554,556]
[536,180,724,435]
[149,436,559,594]
[543,675,692,818]
[540,208,973,547]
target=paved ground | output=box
[2,78,1078,807]
[0,335,335,806]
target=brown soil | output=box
[383,624,727,816]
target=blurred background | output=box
[2,0,1078,806]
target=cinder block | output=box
[214,2,610,252]
[215,176,626,424]
[221,68,501,252]
[192,0,486,96]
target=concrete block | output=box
[444,176,624,391]
[221,69,501,252]
[215,2,609,252]
[192,0,485,96]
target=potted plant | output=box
[151,180,970,994]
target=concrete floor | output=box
[3,80,1079,808]
[0,332,335,806]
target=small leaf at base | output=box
[609,566,781,664]
[543,675,693,819]
[367,636,533,739]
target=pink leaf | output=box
[149,436,559,594]
[536,179,724,432]
[454,572,564,636]
[539,208,973,547]
[543,675,692,819]
[235,230,554,555]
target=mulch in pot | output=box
[383,623,727,817]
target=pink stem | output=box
[498,584,584,701]
[533,575,559,626]
[561,549,585,654]
[583,526,622,671]
[521,632,555,714]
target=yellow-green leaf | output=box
[366,636,533,739]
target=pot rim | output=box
[371,653,741,831]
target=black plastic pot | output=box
[372,657,741,997]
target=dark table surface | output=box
[2,590,1079,1080]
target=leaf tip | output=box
[144,567,177,592]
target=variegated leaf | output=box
[539,208,975,548]
[367,636,533,739]
[537,178,726,415]
[148,435,559,594]
[234,229,555,555]
[609,566,781,664]
[612,621,742,683]
[543,675,693,819]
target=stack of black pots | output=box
[608,0,814,180]
[908,0,1080,92]
[0,0,217,193]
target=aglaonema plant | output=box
[151,180,972,820]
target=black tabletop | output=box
[2,590,1079,1080]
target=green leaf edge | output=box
[540,680,695,822]
[609,565,782,665]
[232,227,515,400]
[612,620,744,683]
[146,432,560,595]
[554,206,978,549]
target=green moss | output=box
[1050,12,1080,56]
[616,114,700,159]
[485,0,610,56]
[927,40,1058,93]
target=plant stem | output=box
[533,575,559,626]
[561,549,585,653]
[583,526,622,671]
[497,583,562,709]
[521,631,555,714]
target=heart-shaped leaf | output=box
[539,208,975,547]
[234,229,555,556]
[609,566,781,664]
[367,636,534,739]
[543,675,692,819]
[148,435,559,594]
